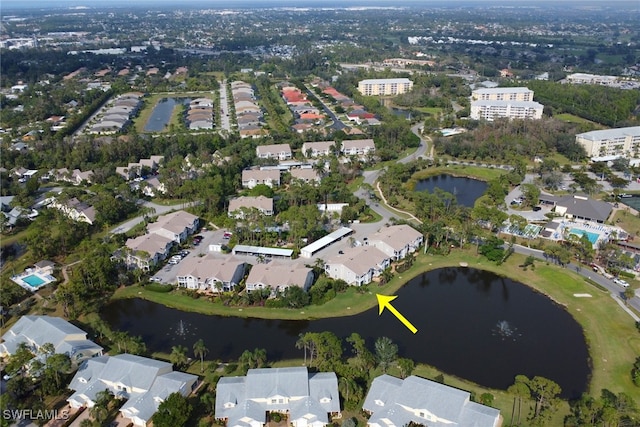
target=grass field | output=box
[113,248,640,397]
[409,164,507,183]
[111,248,640,425]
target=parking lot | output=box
[149,221,395,285]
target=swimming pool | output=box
[22,274,46,288]
[569,228,600,244]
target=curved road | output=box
[512,244,640,320]
[354,125,640,319]
[354,122,431,222]
[110,201,198,234]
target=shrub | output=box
[270,412,282,422]
[145,283,173,293]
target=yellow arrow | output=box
[376,294,418,334]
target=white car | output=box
[614,278,629,288]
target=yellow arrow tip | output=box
[376,293,398,315]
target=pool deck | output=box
[11,269,57,292]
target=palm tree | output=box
[253,348,267,368]
[170,345,189,370]
[295,333,309,365]
[193,339,209,373]
[239,349,255,371]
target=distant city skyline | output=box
[2,0,637,10]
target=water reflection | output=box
[414,174,488,208]
[103,267,589,398]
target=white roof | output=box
[301,227,352,256]
[232,245,293,257]
[472,86,532,94]
[576,126,640,141]
[359,78,412,84]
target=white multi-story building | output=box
[358,78,413,96]
[242,169,281,188]
[469,87,543,121]
[176,255,245,292]
[470,100,543,121]
[575,126,640,158]
[325,246,391,286]
[566,73,619,86]
[256,144,292,160]
[366,224,423,261]
[470,87,533,102]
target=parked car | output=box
[180,250,190,257]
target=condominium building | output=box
[358,78,413,96]
[470,100,543,121]
[470,87,533,102]
[575,126,640,158]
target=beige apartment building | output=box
[470,87,542,121]
[358,78,413,96]
[470,87,534,101]
[575,126,640,158]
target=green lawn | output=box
[410,165,507,183]
[110,248,640,423]
[554,113,603,127]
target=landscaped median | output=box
[112,249,640,399]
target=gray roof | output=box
[121,371,197,423]
[99,354,172,391]
[0,315,101,357]
[69,354,197,424]
[540,195,613,222]
[215,367,339,427]
[364,375,499,427]
[576,126,640,141]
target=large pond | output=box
[144,98,191,132]
[103,268,589,399]
[414,174,488,208]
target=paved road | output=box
[512,244,640,320]
[110,200,198,234]
[303,85,347,130]
[218,79,231,133]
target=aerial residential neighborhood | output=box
[1,1,640,426]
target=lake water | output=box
[102,267,589,398]
[144,98,191,132]
[414,174,488,208]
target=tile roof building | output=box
[228,196,274,217]
[256,144,293,160]
[367,224,423,261]
[301,141,335,158]
[363,375,500,427]
[176,255,246,292]
[147,210,199,243]
[325,246,391,286]
[215,367,340,427]
[341,139,376,156]
[245,262,314,293]
[242,169,282,189]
